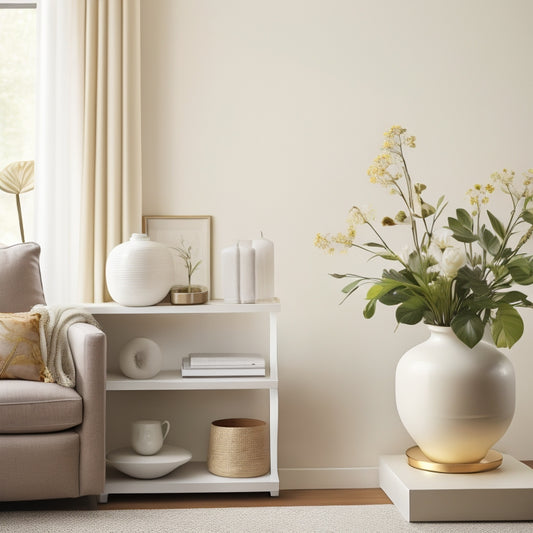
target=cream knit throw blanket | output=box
[32,304,101,388]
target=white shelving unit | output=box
[83,300,280,502]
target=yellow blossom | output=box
[344,206,373,242]
[314,233,335,254]
[348,206,373,225]
[491,168,533,199]
[332,232,353,249]
[384,125,406,138]
[491,169,515,186]
[315,230,354,255]
[368,153,399,188]
[467,181,493,214]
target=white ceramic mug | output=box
[131,419,170,456]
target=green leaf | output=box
[450,312,484,348]
[366,284,387,300]
[330,273,350,279]
[455,266,489,297]
[395,298,426,325]
[491,304,524,348]
[341,280,362,294]
[379,289,409,306]
[363,242,386,248]
[507,257,533,285]
[494,290,533,306]
[363,298,377,319]
[447,217,478,243]
[407,251,424,273]
[487,211,506,239]
[373,252,398,261]
[365,278,406,300]
[479,227,500,256]
[499,247,514,260]
[383,269,416,284]
[456,208,474,230]
[521,208,533,225]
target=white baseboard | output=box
[279,466,379,490]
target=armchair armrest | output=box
[68,322,106,496]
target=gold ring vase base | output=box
[406,446,503,473]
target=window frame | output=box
[0,3,36,9]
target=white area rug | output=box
[1,505,532,532]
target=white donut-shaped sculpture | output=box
[119,338,163,379]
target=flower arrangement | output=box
[315,126,533,348]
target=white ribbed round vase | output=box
[106,233,174,306]
[395,325,515,464]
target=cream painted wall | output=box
[140,0,533,488]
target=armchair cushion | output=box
[0,243,46,313]
[0,380,82,433]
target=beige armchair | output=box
[0,243,106,502]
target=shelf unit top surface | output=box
[82,299,280,315]
[106,371,278,390]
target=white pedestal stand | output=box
[380,454,533,522]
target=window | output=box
[0,2,36,244]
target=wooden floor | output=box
[99,488,391,511]
[0,488,391,512]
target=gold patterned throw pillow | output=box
[0,312,53,382]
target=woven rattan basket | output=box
[207,418,269,478]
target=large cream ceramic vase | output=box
[395,325,515,464]
[106,233,174,306]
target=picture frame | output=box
[142,215,212,292]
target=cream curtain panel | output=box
[36,0,142,304]
[80,0,142,302]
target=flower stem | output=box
[397,141,421,254]
[15,193,25,243]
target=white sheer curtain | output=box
[35,0,85,304]
[36,0,142,304]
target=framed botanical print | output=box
[142,215,212,292]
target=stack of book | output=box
[181,353,266,377]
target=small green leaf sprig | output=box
[315,126,533,348]
[172,239,201,293]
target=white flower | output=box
[427,243,443,274]
[432,229,454,251]
[399,245,414,264]
[428,242,443,263]
[439,247,466,278]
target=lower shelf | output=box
[101,461,279,500]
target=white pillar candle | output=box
[252,234,275,302]
[238,240,255,304]
[221,244,240,303]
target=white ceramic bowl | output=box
[107,445,192,479]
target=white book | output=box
[188,353,265,368]
[181,357,265,377]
